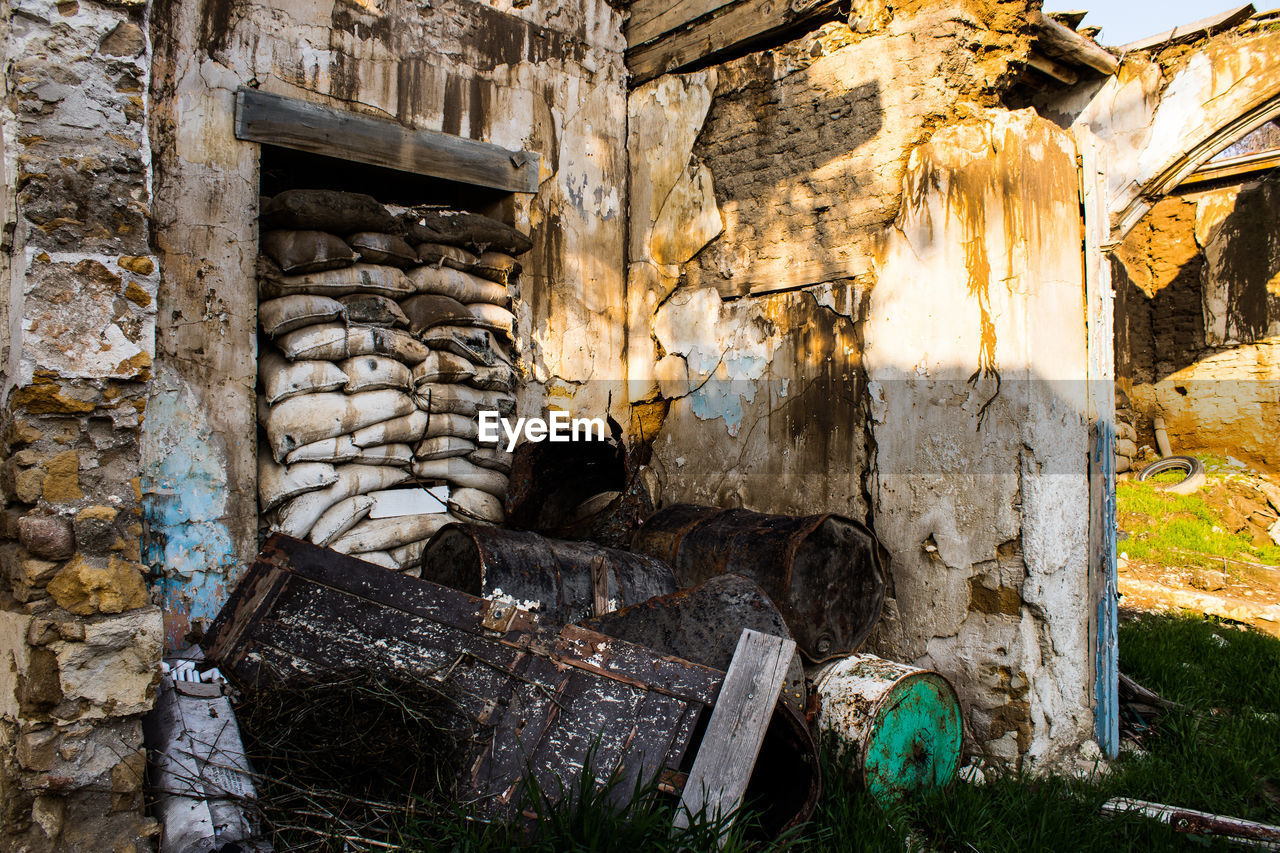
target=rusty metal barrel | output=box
[419,524,676,624]
[810,654,963,803]
[631,505,885,661]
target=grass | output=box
[1117,454,1280,570]
[357,613,1280,852]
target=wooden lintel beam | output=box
[1027,51,1079,86]
[1031,10,1119,76]
[625,0,844,85]
[234,88,541,194]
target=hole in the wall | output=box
[253,143,524,565]
[1175,385,1188,396]
[258,145,516,224]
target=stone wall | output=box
[146,0,629,646]
[0,0,162,849]
[1113,180,1280,471]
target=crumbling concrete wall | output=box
[146,0,629,645]
[627,4,1097,767]
[1114,182,1280,471]
[0,0,163,848]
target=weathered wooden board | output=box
[202,534,721,820]
[234,88,540,194]
[626,0,734,48]
[1119,4,1254,53]
[625,0,844,85]
[673,629,794,837]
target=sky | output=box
[1042,1,1256,46]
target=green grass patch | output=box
[1117,465,1280,569]
[372,613,1280,853]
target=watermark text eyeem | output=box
[477,410,606,452]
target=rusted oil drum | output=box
[810,654,963,803]
[631,505,885,661]
[419,524,676,624]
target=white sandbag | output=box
[351,410,429,447]
[309,495,375,547]
[389,538,435,568]
[329,512,457,555]
[275,464,411,539]
[400,294,475,334]
[411,351,476,386]
[257,452,337,513]
[357,551,401,570]
[351,443,414,467]
[347,232,416,268]
[407,264,509,305]
[264,390,415,461]
[340,355,412,394]
[448,487,504,523]
[415,435,476,461]
[257,394,270,428]
[277,324,429,365]
[412,457,510,494]
[472,251,521,285]
[414,383,516,418]
[260,295,346,336]
[423,412,479,441]
[415,242,479,271]
[466,302,516,338]
[418,325,513,367]
[345,325,430,366]
[260,231,357,274]
[259,263,415,299]
[286,435,361,465]
[259,350,349,405]
[468,363,516,392]
[339,294,409,328]
[468,447,513,473]
[275,323,349,361]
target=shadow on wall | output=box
[1113,175,1280,469]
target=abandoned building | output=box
[0,0,1278,847]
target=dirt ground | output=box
[1118,451,1280,637]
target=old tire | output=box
[1137,455,1205,496]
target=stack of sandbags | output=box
[1115,419,1138,474]
[255,190,528,571]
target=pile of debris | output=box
[151,357,969,851]
[256,190,527,571]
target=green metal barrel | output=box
[810,654,963,803]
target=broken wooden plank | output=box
[625,0,844,85]
[1119,4,1254,53]
[673,628,795,836]
[234,88,540,194]
[1102,798,1280,849]
[1027,51,1080,86]
[1031,10,1119,75]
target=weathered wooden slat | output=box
[625,0,844,85]
[234,88,540,194]
[607,690,693,805]
[673,629,794,836]
[626,0,733,48]
[1119,4,1254,53]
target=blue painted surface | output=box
[141,388,237,648]
[1094,419,1120,757]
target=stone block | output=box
[17,728,58,772]
[46,555,147,615]
[12,465,47,504]
[42,450,82,503]
[73,507,119,557]
[98,22,144,57]
[19,515,76,560]
[51,608,161,718]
